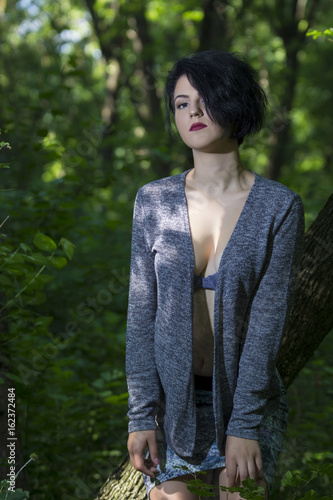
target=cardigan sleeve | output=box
[126,189,162,433]
[226,193,304,441]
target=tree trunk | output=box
[265,0,321,180]
[95,194,333,499]
[277,193,333,387]
[95,455,145,500]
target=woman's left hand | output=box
[225,435,263,487]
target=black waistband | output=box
[194,374,213,391]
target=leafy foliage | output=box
[279,463,333,499]
[219,478,266,500]
[0,1,332,499]
[0,483,30,500]
[180,462,333,499]
[306,28,333,40]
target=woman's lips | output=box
[189,123,207,131]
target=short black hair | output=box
[164,50,268,146]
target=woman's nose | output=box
[190,106,203,117]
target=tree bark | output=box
[277,192,333,387]
[266,0,321,180]
[95,455,145,500]
[94,193,333,499]
[199,0,232,52]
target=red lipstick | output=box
[189,122,207,132]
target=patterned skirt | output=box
[142,380,288,499]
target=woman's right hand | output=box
[127,430,159,478]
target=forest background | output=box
[0,0,332,499]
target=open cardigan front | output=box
[126,169,304,457]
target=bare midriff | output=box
[193,287,215,376]
[185,169,255,377]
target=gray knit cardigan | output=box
[126,169,304,457]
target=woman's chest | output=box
[185,188,252,275]
[149,188,269,296]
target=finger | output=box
[235,466,241,485]
[255,453,264,480]
[226,459,237,487]
[143,458,159,474]
[128,441,154,477]
[248,457,259,482]
[148,434,159,466]
[130,451,144,473]
[238,461,249,484]
[131,452,156,477]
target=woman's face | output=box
[173,75,230,153]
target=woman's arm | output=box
[126,189,162,475]
[126,188,163,433]
[226,193,304,438]
[225,193,304,484]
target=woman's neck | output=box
[189,144,250,193]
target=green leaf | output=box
[23,254,51,266]
[186,478,216,497]
[240,477,266,499]
[306,27,333,39]
[0,488,30,499]
[3,253,25,265]
[309,462,333,478]
[0,245,13,255]
[5,267,25,276]
[47,256,67,269]
[33,232,57,252]
[0,140,11,149]
[281,470,305,488]
[19,243,31,254]
[281,470,294,487]
[59,237,75,260]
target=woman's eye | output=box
[177,102,188,110]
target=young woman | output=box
[126,50,304,500]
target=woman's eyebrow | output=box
[174,94,189,102]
